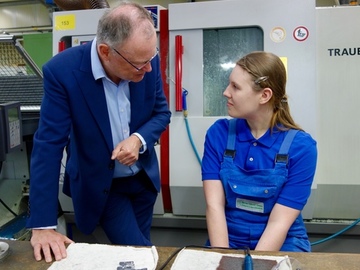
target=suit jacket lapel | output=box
[73,42,113,152]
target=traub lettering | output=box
[328,48,360,56]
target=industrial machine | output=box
[0,35,43,239]
[165,3,360,251]
[314,5,360,220]
[305,6,360,251]
[165,3,360,252]
[167,0,317,219]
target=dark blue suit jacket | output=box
[26,41,171,234]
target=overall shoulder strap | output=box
[275,129,299,164]
[224,118,237,158]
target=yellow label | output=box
[280,57,288,78]
[54,15,76,31]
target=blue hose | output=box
[182,89,202,166]
[310,218,360,246]
[184,117,202,166]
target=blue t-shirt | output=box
[201,118,317,210]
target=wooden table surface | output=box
[1,239,360,270]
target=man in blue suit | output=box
[26,2,171,262]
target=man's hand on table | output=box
[30,229,74,262]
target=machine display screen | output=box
[7,106,21,149]
[0,101,22,162]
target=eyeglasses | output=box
[112,47,159,71]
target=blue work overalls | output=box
[219,119,310,251]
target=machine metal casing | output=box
[168,0,317,218]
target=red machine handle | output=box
[175,35,183,111]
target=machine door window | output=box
[203,27,264,116]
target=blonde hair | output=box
[237,51,302,131]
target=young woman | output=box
[201,51,317,252]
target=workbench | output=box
[1,239,359,270]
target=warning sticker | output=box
[293,26,309,42]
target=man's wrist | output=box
[131,134,143,149]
